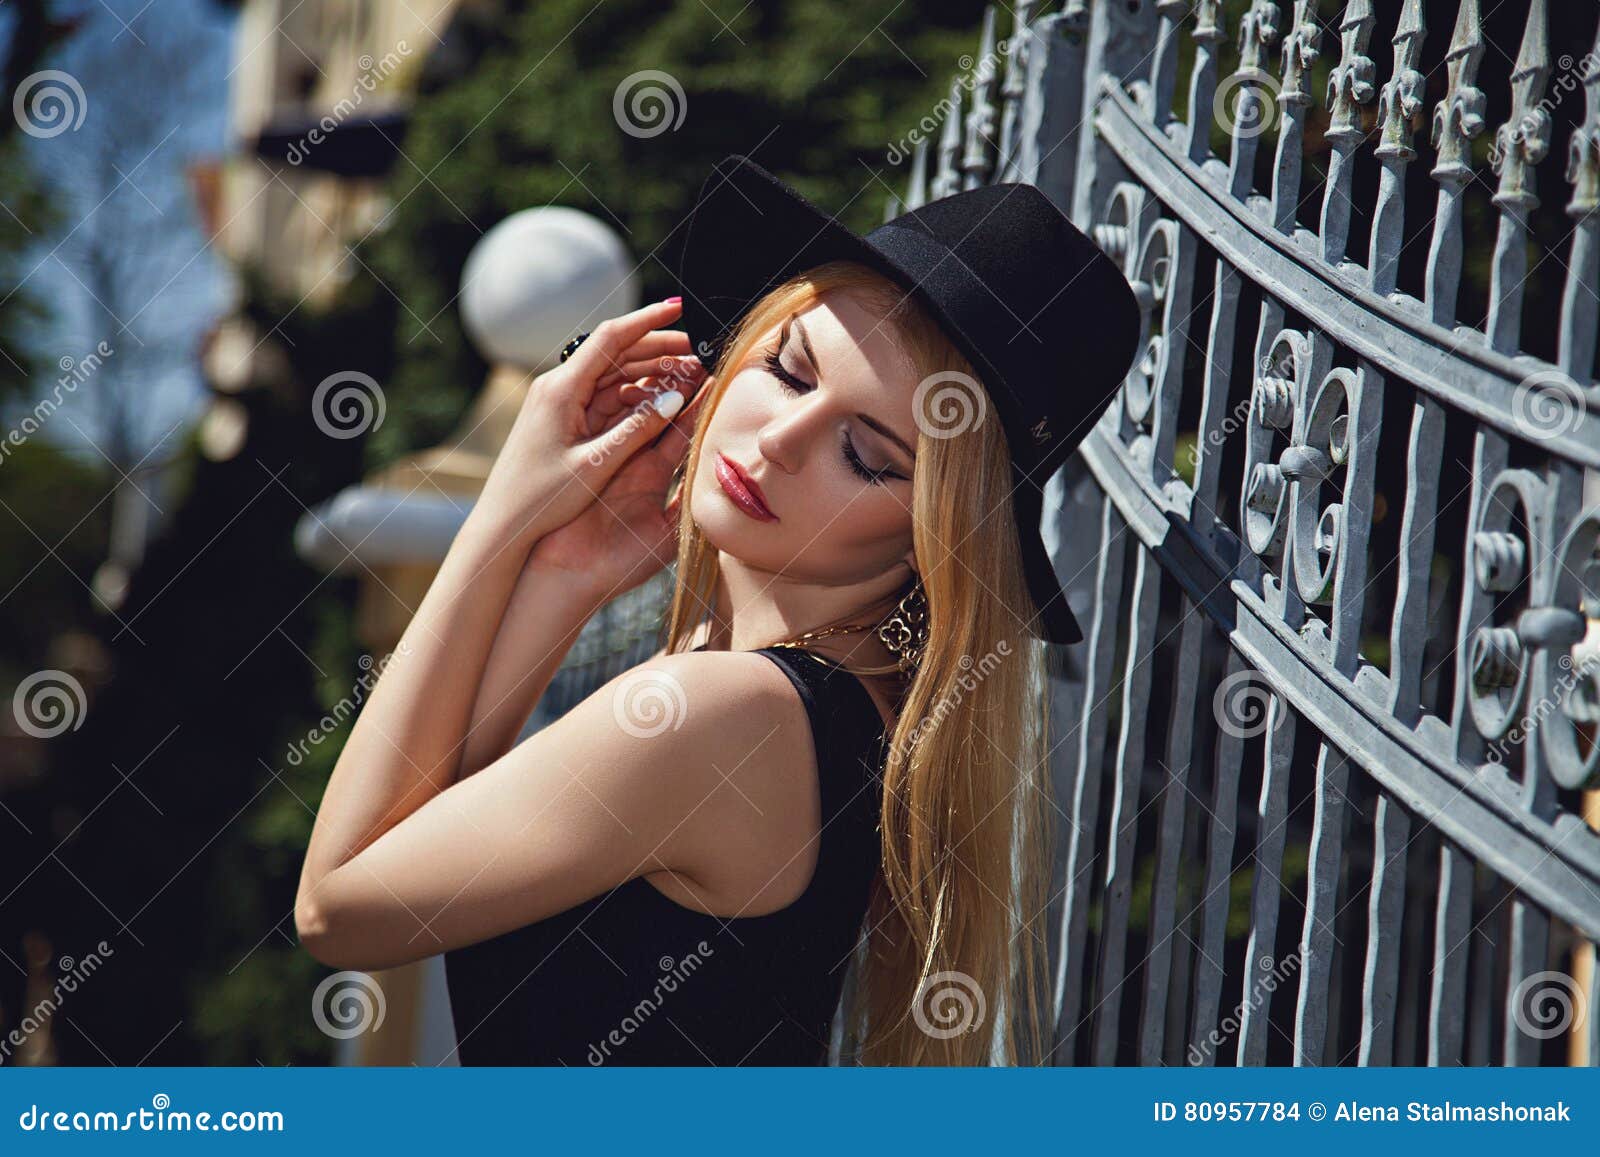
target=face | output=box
[689,290,919,588]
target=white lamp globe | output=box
[458,206,639,369]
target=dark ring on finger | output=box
[559,332,591,364]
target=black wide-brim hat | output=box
[670,154,1140,645]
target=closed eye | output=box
[762,347,907,485]
[762,347,812,396]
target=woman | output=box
[295,155,1139,1066]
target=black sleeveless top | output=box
[443,645,889,1065]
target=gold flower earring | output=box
[770,576,929,675]
[875,578,928,675]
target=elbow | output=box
[295,875,367,970]
[294,878,412,972]
[294,893,347,969]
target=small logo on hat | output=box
[1031,417,1052,443]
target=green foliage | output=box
[159,0,1000,1063]
[358,0,994,468]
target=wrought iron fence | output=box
[878,0,1600,1065]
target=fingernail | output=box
[651,389,685,419]
[663,295,682,304]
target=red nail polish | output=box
[664,295,682,304]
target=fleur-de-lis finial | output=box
[1325,1,1376,146]
[1375,0,1427,162]
[1490,0,1551,209]
[1429,0,1486,178]
[999,0,1035,105]
[1278,1,1321,107]
[1237,0,1281,76]
[1568,18,1600,220]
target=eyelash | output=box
[762,348,903,485]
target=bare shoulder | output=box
[555,647,823,917]
[642,617,712,663]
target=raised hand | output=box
[526,344,709,598]
[475,298,706,549]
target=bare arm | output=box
[455,556,609,781]
[456,363,708,779]
[459,563,714,780]
[295,300,694,945]
[293,650,817,971]
[296,507,598,906]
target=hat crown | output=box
[672,154,1142,644]
[860,181,1138,481]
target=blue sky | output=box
[4,0,237,467]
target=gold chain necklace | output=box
[768,619,881,650]
[768,581,928,676]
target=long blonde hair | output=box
[662,260,1055,1065]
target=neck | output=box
[701,553,908,671]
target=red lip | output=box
[715,453,777,521]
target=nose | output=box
[754,393,829,474]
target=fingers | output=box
[589,357,704,436]
[564,299,686,388]
[584,381,627,436]
[601,352,702,391]
[592,332,695,386]
[579,376,697,473]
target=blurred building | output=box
[196,0,473,1067]
[219,0,459,300]
[192,0,483,449]
[200,0,667,1068]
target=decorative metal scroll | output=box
[896,0,1600,1067]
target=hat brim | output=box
[1011,467,1084,645]
[675,156,912,370]
[674,155,1085,646]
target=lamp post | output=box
[295,207,642,1065]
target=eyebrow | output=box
[787,315,918,464]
